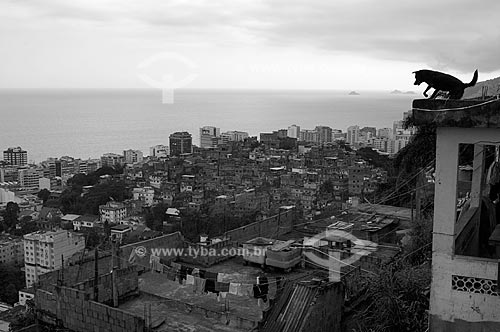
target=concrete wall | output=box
[224,208,296,243]
[120,232,184,270]
[72,266,138,304]
[36,286,145,332]
[429,254,500,330]
[180,239,237,267]
[38,254,114,292]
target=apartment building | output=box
[3,147,27,167]
[348,161,375,196]
[287,125,301,139]
[100,153,125,167]
[150,144,169,158]
[99,201,127,223]
[0,236,24,265]
[199,126,220,148]
[300,129,319,143]
[377,127,393,139]
[123,149,144,164]
[17,168,42,190]
[315,126,333,143]
[169,131,193,156]
[222,130,249,142]
[132,187,154,206]
[23,230,85,287]
[346,125,360,146]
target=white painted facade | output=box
[23,230,85,287]
[430,127,500,329]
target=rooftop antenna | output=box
[481,85,489,100]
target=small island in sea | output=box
[348,91,360,95]
[390,89,416,95]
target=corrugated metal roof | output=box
[261,281,322,332]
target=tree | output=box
[84,228,103,249]
[357,147,394,175]
[353,262,430,332]
[394,119,436,177]
[60,178,130,214]
[104,220,111,238]
[37,189,51,204]
[8,300,35,331]
[0,263,25,305]
[145,203,170,231]
[2,202,20,230]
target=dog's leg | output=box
[423,85,432,97]
[429,89,440,99]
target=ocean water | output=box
[0,89,415,162]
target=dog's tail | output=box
[464,69,478,88]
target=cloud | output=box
[3,0,500,74]
[243,0,500,73]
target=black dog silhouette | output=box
[413,69,478,99]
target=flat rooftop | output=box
[352,203,412,221]
[412,98,500,128]
[120,256,324,330]
[120,292,239,332]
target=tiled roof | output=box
[39,207,62,220]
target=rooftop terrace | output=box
[120,257,324,331]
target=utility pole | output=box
[94,248,99,301]
[410,192,414,224]
[276,207,281,239]
[223,204,226,235]
[217,151,221,177]
[111,242,118,307]
[148,304,152,331]
[60,254,64,286]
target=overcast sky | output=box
[1,0,500,90]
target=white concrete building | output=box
[413,99,500,331]
[300,129,318,143]
[0,236,24,265]
[18,168,41,190]
[347,125,360,146]
[123,149,144,164]
[0,187,21,206]
[99,201,127,223]
[72,215,100,231]
[132,187,154,206]
[101,153,124,167]
[39,177,51,191]
[200,126,220,148]
[149,145,169,158]
[223,130,249,142]
[287,125,301,139]
[377,127,393,139]
[18,289,35,306]
[23,230,85,287]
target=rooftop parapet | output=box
[412,97,500,128]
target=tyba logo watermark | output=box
[137,52,198,104]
